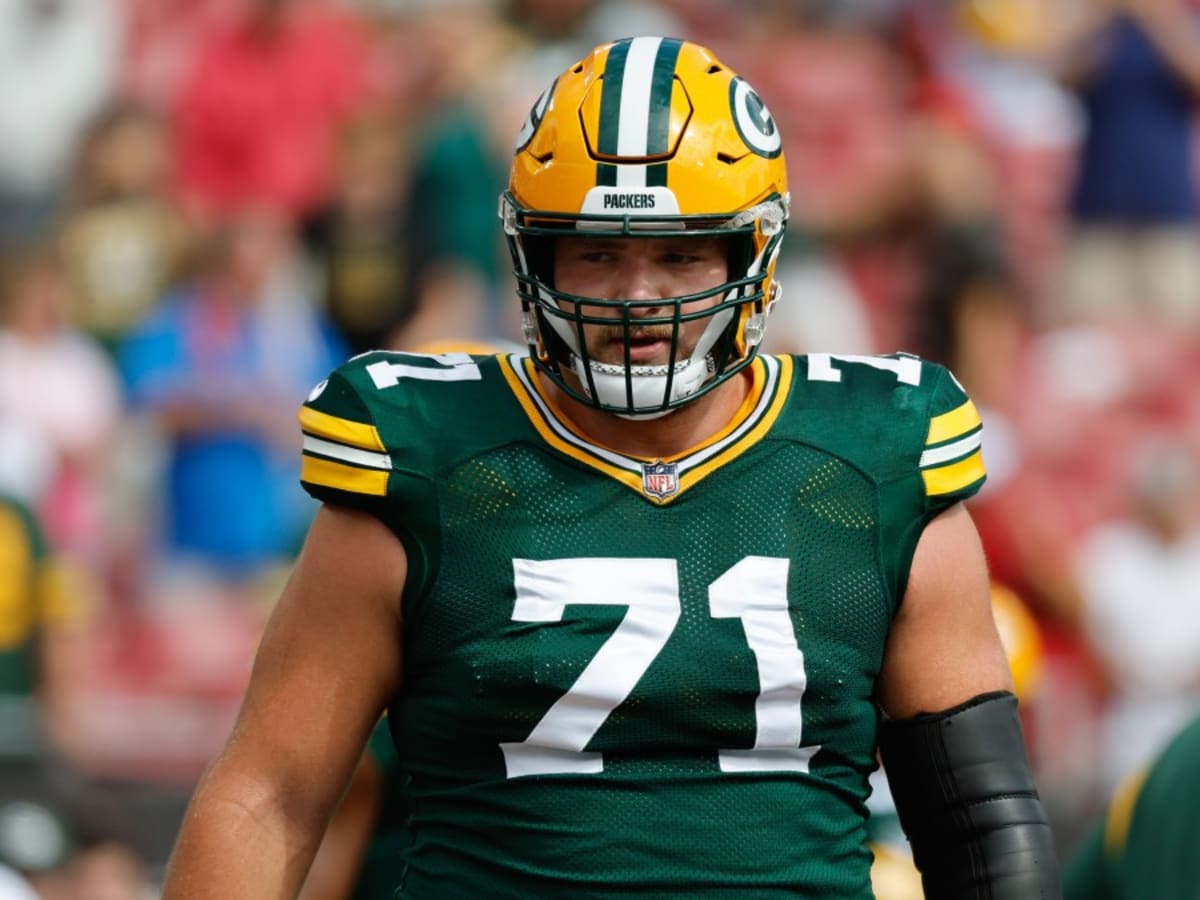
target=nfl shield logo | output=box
[642,461,679,500]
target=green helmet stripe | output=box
[597,38,630,156]
[646,38,682,157]
[594,37,683,190]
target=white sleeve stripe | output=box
[919,429,983,468]
[302,435,392,470]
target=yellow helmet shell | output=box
[510,37,788,220]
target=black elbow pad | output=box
[877,690,1062,900]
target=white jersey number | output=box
[365,352,481,388]
[501,556,820,778]
[807,353,922,386]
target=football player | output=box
[163,37,1061,898]
[1064,709,1200,899]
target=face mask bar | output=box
[500,193,787,416]
[531,280,750,413]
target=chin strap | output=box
[571,355,711,420]
[546,304,735,416]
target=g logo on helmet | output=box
[515,78,558,152]
[729,77,781,159]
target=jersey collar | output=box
[499,354,793,505]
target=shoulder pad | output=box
[917,361,985,508]
[797,353,986,508]
[297,350,508,506]
[299,364,392,502]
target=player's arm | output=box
[162,504,406,900]
[876,502,1062,899]
[298,748,384,900]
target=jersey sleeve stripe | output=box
[1103,767,1149,857]
[921,450,985,496]
[302,435,392,470]
[299,406,385,452]
[301,455,389,497]
[926,399,981,446]
[919,429,983,468]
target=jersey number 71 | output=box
[501,556,821,778]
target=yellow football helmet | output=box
[500,36,789,417]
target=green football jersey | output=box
[298,350,986,899]
[1064,711,1200,900]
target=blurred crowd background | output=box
[3,0,1200,896]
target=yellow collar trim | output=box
[499,354,793,505]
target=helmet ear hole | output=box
[522,234,556,290]
[534,306,574,370]
[726,235,754,294]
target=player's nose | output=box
[611,253,668,307]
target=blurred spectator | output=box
[60,103,191,355]
[915,0,1082,312]
[0,245,124,559]
[1075,437,1200,791]
[173,0,369,220]
[0,495,89,894]
[912,224,1027,417]
[66,839,151,900]
[393,21,526,348]
[118,0,244,115]
[302,111,413,355]
[505,0,683,54]
[0,494,88,754]
[0,0,121,242]
[737,10,998,355]
[1056,0,1200,327]
[395,0,686,350]
[118,206,347,588]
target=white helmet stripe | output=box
[616,37,661,157]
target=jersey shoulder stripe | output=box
[922,449,985,497]
[301,453,390,496]
[299,371,393,500]
[1103,766,1150,857]
[920,398,984,497]
[299,405,386,452]
[781,353,986,504]
[926,397,982,446]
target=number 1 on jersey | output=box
[502,556,819,778]
[710,557,820,773]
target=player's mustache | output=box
[594,324,677,343]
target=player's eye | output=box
[662,251,701,264]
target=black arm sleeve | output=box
[878,690,1062,900]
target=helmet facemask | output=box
[502,195,787,419]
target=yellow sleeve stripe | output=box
[302,455,389,497]
[299,406,385,452]
[927,399,982,446]
[1104,767,1149,857]
[0,507,33,651]
[922,449,986,496]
